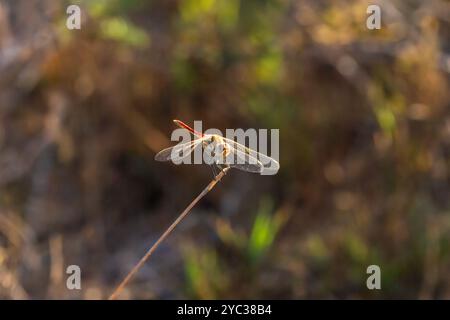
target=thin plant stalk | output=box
[109,167,230,300]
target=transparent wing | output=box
[226,148,264,173]
[221,137,280,173]
[155,138,204,162]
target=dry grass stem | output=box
[109,167,230,300]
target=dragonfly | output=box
[155,120,279,176]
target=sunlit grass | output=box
[100,17,150,47]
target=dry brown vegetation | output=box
[0,0,449,299]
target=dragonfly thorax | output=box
[203,135,231,163]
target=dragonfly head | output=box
[204,134,221,144]
[210,135,219,142]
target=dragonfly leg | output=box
[210,164,218,178]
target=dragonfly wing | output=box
[155,138,203,162]
[226,148,264,173]
[222,137,279,173]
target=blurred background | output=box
[0,0,449,299]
